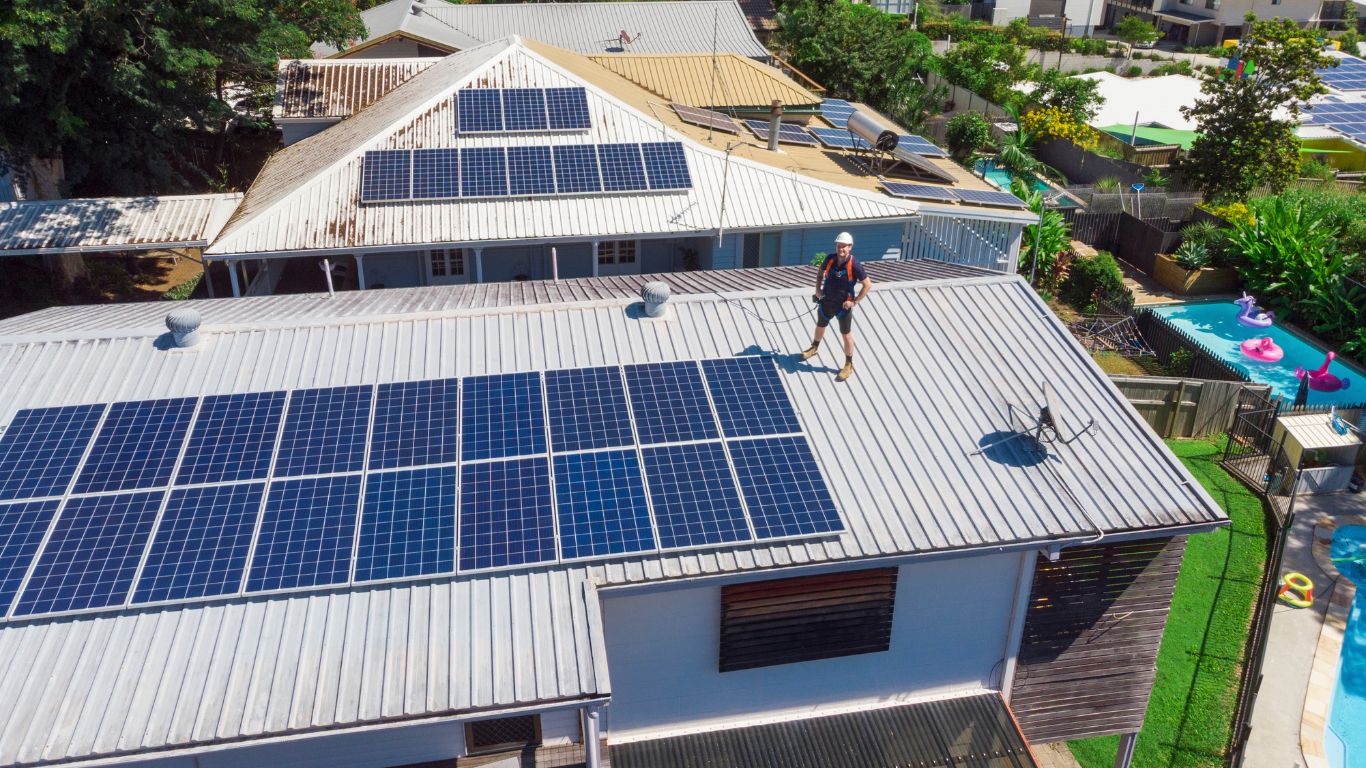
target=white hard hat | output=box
[834,231,854,245]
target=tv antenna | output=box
[969,381,1097,458]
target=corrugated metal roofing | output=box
[1279,413,1365,451]
[0,194,242,256]
[274,58,436,120]
[586,53,817,109]
[611,693,1038,768]
[316,0,769,59]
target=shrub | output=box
[1144,167,1168,189]
[1173,240,1211,270]
[1124,65,1144,77]
[945,112,992,160]
[1071,37,1113,55]
[1060,249,1126,313]
[1181,219,1235,267]
[1150,60,1194,76]
[1095,176,1121,191]
[1199,200,1255,226]
[1298,158,1336,181]
[1258,185,1366,260]
[1166,349,1194,377]
[163,274,203,301]
[1020,106,1099,150]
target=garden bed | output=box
[1152,253,1240,296]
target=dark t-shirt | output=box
[819,254,867,301]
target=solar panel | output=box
[954,188,1029,209]
[274,385,373,477]
[598,143,649,192]
[0,403,105,501]
[0,499,61,614]
[624,361,719,444]
[882,182,960,202]
[641,142,692,190]
[176,391,285,485]
[73,398,196,494]
[457,89,504,133]
[640,443,749,549]
[360,150,412,203]
[701,357,801,438]
[502,88,549,131]
[369,379,460,470]
[458,458,556,570]
[728,436,842,539]
[247,474,361,592]
[898,134,949,158]
[744,119,819,146]
[355,466,457,581]
[544,366,634,452]
[460,372,547,461]
[132,483,264,603]
[14,491,163,616]
[507,146,556,196]
[461,147,509,197]
[671,102,740,134]
[1320,55,1366,92]
[553,145,602,193]
[820,98,856,128]
[554,450,655,560]
[808,127,871,150]
[412,148,460,200]
[546,87,591,130]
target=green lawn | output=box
[1068,437,1269,768]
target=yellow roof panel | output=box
[587,52,818,109]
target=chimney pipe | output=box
[767,100,782,152]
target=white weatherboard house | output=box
[0,263,1225,768]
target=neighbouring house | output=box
[0,261,1227,768]
[1101,0,1331,46]
[972,0,1110,36]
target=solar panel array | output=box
[820,99,856,128]
[896,135,950,159]
[1318,55,1366,92]
[360,142,692,203]
[882,182,1027,208]
[671,103,740,134]
[0,357,843,620]
[808,127,871,150]
[1304,100,1366,143]
[744,119,820,146]
[456,87,592,133]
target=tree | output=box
[1027,68,1102,123]
[945,112,991,161]
[1178,15,1334,202]
[1011,177,1071,292]
[937,38,1028,105]
[1113,15,1159,58]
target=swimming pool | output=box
[1327,525,1366,768]
[974,160,1081,208]
[1148,300,1364,407]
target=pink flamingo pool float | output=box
[1234,293,1274,328]
[1240,337,1283,363]
[1295,351,1351,392]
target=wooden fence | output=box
[1110,377,1271,438]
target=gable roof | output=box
[586,52,818,109]
[316,0,769,60]
[0,194,242,256]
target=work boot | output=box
[837,360,854,381]
[799,343,820,361]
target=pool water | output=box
[1327,526,1366,768]
[975,160,1080,208]
[1149,301,1364,407]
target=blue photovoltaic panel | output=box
[360,150,412,203]
[0,403,105,501]
[808,127,870,150]
[554,450,655,560]
[544,366,633,452]
[597,143,648,192]
[882,182,959,202]
[247,474,361,592]
[176,391,285,485]
[641,142,692,190]
[640,443,749,549]
[502,88,549,130]
[355,466,456,581]
[73,398,197,494]
[273,385,373,477]
[898,134,949,158]
[507,146,556,196]
[743,119,819,146]
[954,188,1029,209]
[553,145,602,193]
[728,436,842,539]
[369,379,460,470]
[1319,55,1366,91]
[412,148,461,200]
[820,98,856,128]
[460,147,508,197]
[460,372,546,461]
[14,491,163,616]
[701,357,801,438]
[623,361,718,444]
[0,499,62,614]
[458,458,555,570]
[457,89,504,132]
[546,87,591,130]
[132,483,264,603]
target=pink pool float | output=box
[1240,337,1283,363]
[1295,351,1351,392]
[1234,293,1275,329]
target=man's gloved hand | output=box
[812,293,821,304]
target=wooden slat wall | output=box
[1009,537,1186,743]
[719,568,897,672]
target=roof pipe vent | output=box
[410,1,424,15]
[640,281,671,318]
[165,307,202,348]
[767,100,782,153]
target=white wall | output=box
[599,551,1027,741]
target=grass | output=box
[1069,437,1268,768]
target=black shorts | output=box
[816,300,854,334]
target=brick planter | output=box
[1153,252,1241,295]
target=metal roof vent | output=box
[640,281,671,318]
[165,307,202,348]
[410,1,425,14]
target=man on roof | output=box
[800,231,871,382]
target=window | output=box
[597,240,637,265]
[741,231,782,268]
[719,567,897,672]
[465,715,541,755]
[430,248,465,277]
[1204,0,1219,8]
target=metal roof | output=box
[274,58,436,121]
[1278,412,1365,451]
[0,194,242,256]
[316,0,769,59]
[586,53,817,109]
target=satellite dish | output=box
[1042,381,1096,444]
[969,380,1097,459]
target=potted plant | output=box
[1153,235,1240,295]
